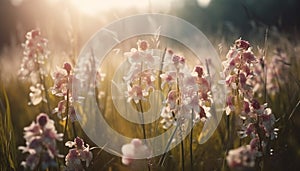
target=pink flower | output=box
[125,49,155,65]
[137,40,149,51]
[260,107,276,139]
[222,39,277,160]
[121,139,151,165]
[18,29,49,106]
[126,85,148,103]
[28,83,46,106]
[65,137,93,170]
[226,145,257,169]
[19,29,48,77]
[160,72,176,88]
[166,90,177,109]
[235,38,250,50]
[52,100,66,119]
[19,113,63,170]
[172,55,185,69]
[51,62,78,122]
[193,65,203,77]
[50,63,72,97]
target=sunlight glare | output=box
[197,0,211,8]
[69,0,172,15]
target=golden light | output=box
[197,0,211,8]
[69,0,172,15]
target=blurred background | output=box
[1,0,300,81]
[1,0,300,51]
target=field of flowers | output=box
[1,2,300,171]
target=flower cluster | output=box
[65,137,93,170]
[18,29,49,105]
[239,100,277,141]
[159,50,211,131]
[123,40,212,141]
[223,39,277,169]
[121,139,151,165]
[222,38,257,115]
[19,113,63,170]
[51,62,77,121]
[123,40,159,104]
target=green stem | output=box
[158,124,179,166]
[136,101,150,171]
[181,133,185,171]
[37,60,51,115]
[63,89,70,141]
[190,111,194,171]
[138,101,147,141]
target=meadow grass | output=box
[0,25,300,171]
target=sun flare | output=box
[69,0,172,15]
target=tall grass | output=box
[0,21,300,170]
[0,86,17,171]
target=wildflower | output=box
[222,39,278,170]
[125,47,156,66]
[226,145,257,170]
[172,55,185,70]
[28,83,46,105]
[65,137,93,170]
[18,29,50,106]
[137,40,149,51]
[121,139,151,165]
[19,113,63,170]
[235,38,250,50]
[260,107,276,139]
[51,62,78,121]
[160,72,176,88]
[159,55,211,131]
[51,62,72,97]
[126,85,148,103]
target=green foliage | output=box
[0,86,17,171]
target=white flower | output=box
[121,139,151,165]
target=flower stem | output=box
[138,101,147,141]
[41,75,51,115]
[63,89,70,140]
[158,48,167,90]
[181,134,185,171]
[158,124,179,166]
[190,112,194,171]
[37,61,51,115]
[137,100,150,171]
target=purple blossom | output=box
[50,62,72,97]
[51,62,78,122]
[65,137,93,171]
[19,113,63,170]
